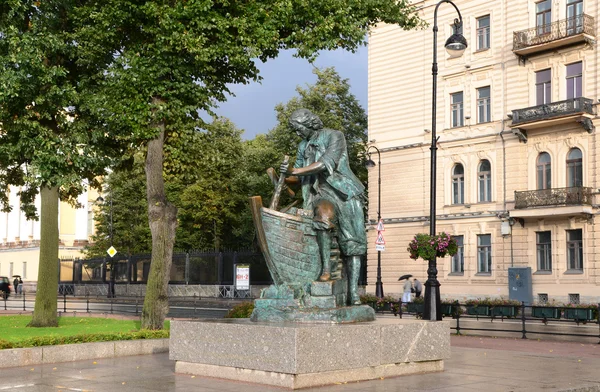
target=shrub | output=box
[360,293,379,304]
[0,330,169,349]
[224,301,255,318]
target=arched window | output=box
[567,148,583,187]
[536,153,551,190]
[478,160,492,202]
[452,164,464,204]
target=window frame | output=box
[452,164,465,205]
[536,231,552,272]
[566,62,583,100]
[535,69,552,105]
[566,148,583,187]
[536,152,552,190]
[476,86,491,123]
[477,234,492,274]
[566,229,583,271]
[478,159,492,202]
[476,15,491,51]
[451,235,464,274]
[451,91,464,128]
[536,0,552,36]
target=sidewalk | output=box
[0,335,598,391]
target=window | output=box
[22,262,27,279]
[536,152,551,190]
[566,62,582,99]
[451,92,464,127]
[477,234,492,273]
[477,86,491,123]
[536,0,552,36]
[566,229,583,270]
[452,164,464,204]
[9,262,13,279]
[536,231,552,271]
[478,160,492,202]
[566,0,584,35]
[536,69,551,105]
[476,15,490,50]
[451,236,464,274]
[567,148,582,187]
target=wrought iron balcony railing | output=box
[514,187,592,209]
[511,97,594,126]
[513,14,595,51]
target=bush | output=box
[0,330,169,349]
[359,293,379,304]
[224,301,255,318]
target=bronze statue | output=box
[280,109,367,305]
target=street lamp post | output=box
[425,0,467,321]
[366,146,383,298]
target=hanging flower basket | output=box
[407,232,458,261]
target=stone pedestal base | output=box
[170,318,450,389]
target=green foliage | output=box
[0,330,169,349]
[0,316,169,345]
[224,302,255,318]
[359,293,379,304]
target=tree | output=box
[85,156,152,259]
[267,67,369,185]
[0,1,125,327]
[78,0,422,329]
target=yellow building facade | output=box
[367,0,600,303]
[0,187,98,284]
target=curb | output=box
[0,338,169,369]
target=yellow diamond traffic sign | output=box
[107,246,118,258]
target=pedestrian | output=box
[13,277,19,296]
[413,278,422,298]
[18,277,23,294]
[402,278,412,303]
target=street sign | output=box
[235,264,250,291]
[375,232,385,245]
[106,246,117,258]
[376,244,385,252]
[376,219,385,231]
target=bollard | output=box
[521,301,527,339]
[135,295,139,315]
[397,300,403,319]
[86,294,90,313]
[63,293,67,313]
[110,296,113,314]
[455,304,461,335]
[3,294,6,310]
[22,291,26,311]
[193,293,197,315]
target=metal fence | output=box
[388,301,600,343]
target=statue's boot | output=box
[317,230,332,281]
[348,256,362,305]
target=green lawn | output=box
[0,316,169,344]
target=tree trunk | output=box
[28,186,59,327]
[141,100,178,330]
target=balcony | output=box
[513,15,596,58]
[512,187,593,218]
[510,97,595,133]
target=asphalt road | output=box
[0,295,229,319]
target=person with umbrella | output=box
[399,274,413,303]
[413,278,422,298]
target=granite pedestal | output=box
[170,318,450,389]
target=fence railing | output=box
[1,291,231,319]
[513,14,595,51]
[511,97,594,126]
[379,301,600,343]
[514,187,593,209]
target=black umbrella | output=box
[398,274,413,281]
[12,275,21,278]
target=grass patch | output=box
[0,316,169,349]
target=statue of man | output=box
[281,108,367,305]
